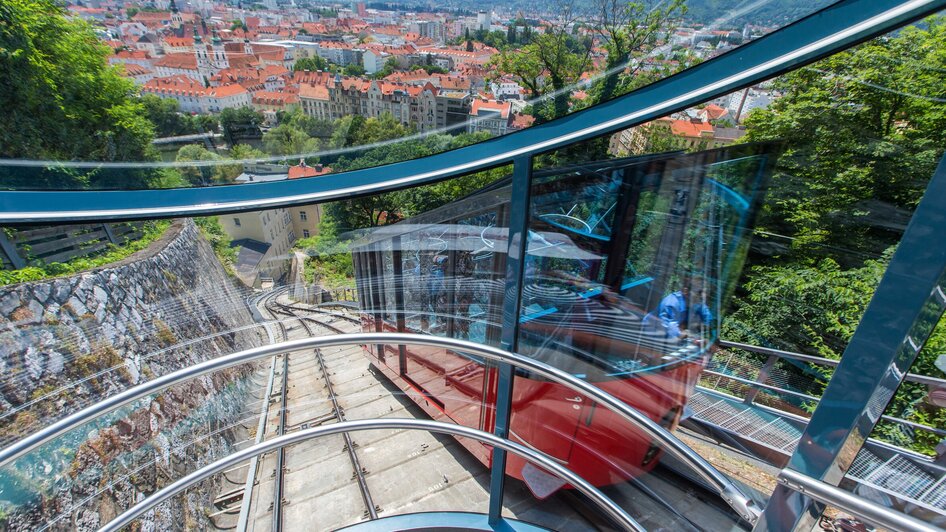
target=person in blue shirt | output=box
[647,281,713,340]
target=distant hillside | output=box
[366,0,834,28]
[682,0,835,28]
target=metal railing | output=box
[711,339,946,439]
[776,468,942,532]
[0,332,762,524]
[99,418,642,532]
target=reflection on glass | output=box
[505,144,775,491]
[349,145,777,506]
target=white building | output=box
[490,79,523,100]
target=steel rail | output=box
[776,468,942,532]
[96,418,643,532]
[269,300,379,520]
[261,290,291,532]
[2,0,943,223]
[0,333,761,523]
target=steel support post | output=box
[488,156,533,524]
[755,155,946,531]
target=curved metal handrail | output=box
[0,0,940,223]
[98,418,643,532]
[0,332,760,523]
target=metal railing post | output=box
[489,156,532,525]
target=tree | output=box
[175,144,222,186]
[719,17,946,456]
[219,106,264,144]
[343,63,366,76]
[293,55,329,71]
[372,58,398,79]
[218,144,265,181]
[743,17,946,262]
[506,24,517,45]
[330,112,409,149]
[489,5,593,122]
[0,0,156,187]
[140,94,218,138]
[591,0,687,105]
[262,123,321,159]
[277,108,334,139]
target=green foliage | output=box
[0,0,163,189]
[276,108,334,138]
[744,18,946,261]
[141,94,219,138]
[471,29,508,50]
[293,55,329,72]
[323,127,495,234]
[418,64,448,75]
[218,106,264,144]
[194,217,236,272]
[722,18,946,455]
[0,0,156,163]
[724,254,889,360]
[0,221,171,286]
[489,18,592,122]
[343,63,366,76]
[174,143,263,185]
[293,223,354,289]
[263,123,321,159]
[372,58,398,79]
[329,112,410,150]
[175,144,223,185]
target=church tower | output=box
[169,0,183,29]
[210,30,229,72]
[194,27,212,83]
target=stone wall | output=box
[0,219,266,531]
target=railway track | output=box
[263,297,380,522]
[207,288,741,531]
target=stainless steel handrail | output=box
[0,332,761,523]
[98,418,643,532]
[776,468,942,532]
[718,339,946,387]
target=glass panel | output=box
[0,0,837,190]
[499,136,774,527]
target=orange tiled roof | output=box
[154,53,197,70]
[470,98,511,119]
[163,36,194,48]
[299,83,330,100]
[118,63,152,76]
[143,75,205,95]
[252,91,299,105]
[702,104,728,120]
[288,162,332,179]
[208,84,249,98]
[668,119,713,137]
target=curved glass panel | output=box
[3,5,946,532]
[0,0,837,190]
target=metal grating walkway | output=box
[688,389,946,515]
